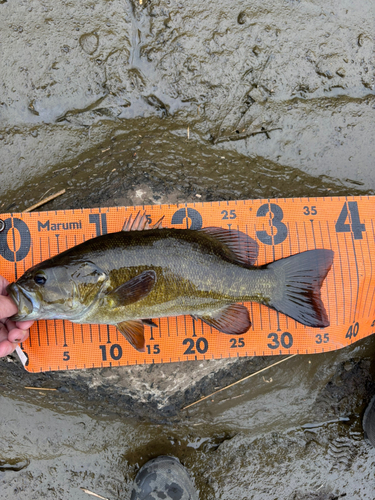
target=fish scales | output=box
[7,224,334,351]
[69,230,268,321]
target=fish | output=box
[7,212,334,352]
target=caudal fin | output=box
[267,249,334,328]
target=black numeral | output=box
[99,345,107,361]
[63,351,70,361]
[315,333,329,344]
[110,344,122,360]
[256,203,288,245]
[267,331,293,350]
[99,343,123,361]
[0,218,31,262]
[221,209,237,220]
[229,337,245,348]
[183,337,209,355]
[345,322,359,340]
[89,213,108,236]
[335,202,365,240]
[303,206,317,216]
[146,344,160,354]
[171,208,203,230]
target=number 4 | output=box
[335,201,365,240]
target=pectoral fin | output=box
[195,304,251,335]
[106,270,156,307]
[117,320,145,351]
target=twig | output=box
[24,387,57,391]
[181,354,297,410]
[80,488,109,500]
[23,189,66,213]
[39,188,53,200]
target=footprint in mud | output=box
[327,436,360,471]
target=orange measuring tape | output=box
[0,196,373,373]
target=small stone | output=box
[237,11,246,24]
[252,45,261,56]
[248,87,267,103]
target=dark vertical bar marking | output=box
[325,220,338,325]
[343,233,353,322]
[363,231,373,317]
[335,231,346,324]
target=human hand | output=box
[0,276,34,357]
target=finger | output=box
[0,322,9,342]
[0,276,10,295]
[7,327,30,344]
[0,295,18,320]
[5,319,30,344]
[16,320,34,331]
[0,339,17,358]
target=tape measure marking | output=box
[1,196,374,372]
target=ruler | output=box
[0,196,374,373]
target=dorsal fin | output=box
[200,227,259,266]
[152,216,165,229]
[122,211,165,231]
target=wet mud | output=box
[1,0,375,498]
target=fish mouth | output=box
[6,283,35,321]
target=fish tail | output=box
[267,249,334,327]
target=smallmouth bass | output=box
[7,213,334,351]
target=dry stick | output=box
[80,488,109,500]
[181,354,297,410]
[24,387,57,391]
[23,189,66,213]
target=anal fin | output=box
[117,320,145,352]
[195,304,251,335]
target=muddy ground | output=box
[1,0,375,498]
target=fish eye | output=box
[34,274,47,285]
